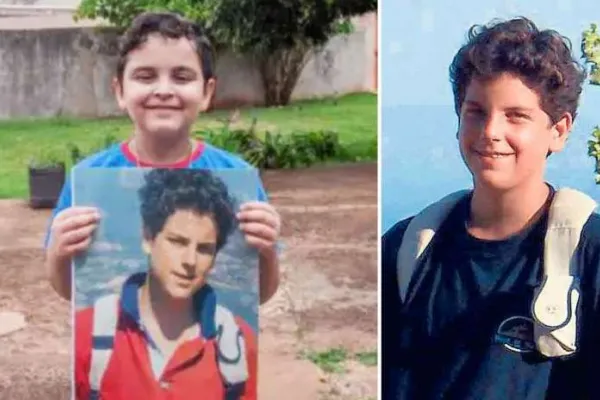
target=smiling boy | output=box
[75,169,256,400]
[44,12,280,306]
[382,18,600,399]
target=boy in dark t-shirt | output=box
[382,17,600,399]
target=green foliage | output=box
[67,133,119,165]
[203,1,375,55]
[584,23,600,184]
[588,126,600,183]
[582,23,600,85]
[74,0,212,29]
[193,123,358,169]
[300,347,378,373]
[29,149,65,169]
[76,0,376,51]
[301,347,348,374]
[354,351,377,367]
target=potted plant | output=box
[28,149,66,209]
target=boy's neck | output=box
[139,277,197,343]
[130,134,195,166]
[468,180,551,240]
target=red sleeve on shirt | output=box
[235,317,258,400]
[75,307,94,400]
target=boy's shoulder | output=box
[381,216,414,270]
[581,212,600,247]
[382,217,413,247]
[195,142,257,169]
[74,143,130,168]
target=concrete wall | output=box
[0,12,376,119]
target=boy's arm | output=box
[259,249,279,304]
[44,172,99,301]
[45,254,72,300]
[245,182,281,305]
[44,179,73,300]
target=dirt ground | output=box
[0,163,378,399]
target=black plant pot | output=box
[28,163,66,209]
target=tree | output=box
[583,23,600,85]
[583,23,600,182]
[75,0,377,106]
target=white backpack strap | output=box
[397,190,470,302]
[533,188,597,358]
[88,293,120,399]
[214,304,248,400]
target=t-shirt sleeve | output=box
[236,317,257,400]
[43,173,73,249]
[75,307,93,400]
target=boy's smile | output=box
[114,34,215,140]
[458,72,570,191]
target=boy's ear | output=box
[141,228,152,254]
[141,237,151,255]
[112,77,127,111]
[548,112,573,154]
[199,77,217,112]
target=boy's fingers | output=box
[55,207,99,222]
[55,213,100,234]
[239,202,277,215]
[65,237,93,255]
[240,223,277,242]
[244,235,274,251]
[61,224,97,247]
[237,210,279,228]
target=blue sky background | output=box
[381,0,600,231]
[72,168,260,331]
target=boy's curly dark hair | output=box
[116,11,215,86]
[449,17,586,123]
[138,169,237,252]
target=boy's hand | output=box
[48,206,101,262]
[237,202,280,255]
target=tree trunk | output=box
[257,43,310,107]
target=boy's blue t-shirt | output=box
[45,141,267,246]
[382,194,600,400]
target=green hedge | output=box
[194,123,376,169]
[44,125,376,169]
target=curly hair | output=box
[116,11,215,86]
[449,17,586,123]
[138,169,237,251]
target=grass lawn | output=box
[0,93,376,199]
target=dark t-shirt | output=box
[382,194,600,400]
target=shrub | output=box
[193,125,350,169]
[29,149,65,169]
[67,133,119,165]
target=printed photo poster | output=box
[71,167,260,397]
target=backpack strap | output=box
[214,303,248,400]
[396,190,470,302]
[532,188,597,358]
[88,293,120,400]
